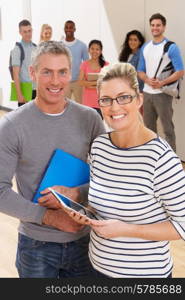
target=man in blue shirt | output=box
[11,19,37,107]
[138,13,184,151]
[62,20,89,104]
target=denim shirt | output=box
[128,49,144,92]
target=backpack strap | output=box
[154,41,175,78]
[15,42,25,67]
[9,42,36,80]
[16,42,36,65]
[163,41,175,53]
[9,42,25,80]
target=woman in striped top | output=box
[62,62,185,278]
[46,63,185,278]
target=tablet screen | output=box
[49,188,102,220]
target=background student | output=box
[119,29,145,92]
[10,19,37,107]
[138,13,184,152]
[62,20,89,104]
[39,23,53,43]
[78,39,108,116]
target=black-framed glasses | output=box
[98,94,137,107]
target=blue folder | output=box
[32,149,90,203]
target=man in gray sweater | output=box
[0,41,104,277]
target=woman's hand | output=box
[64,209,91,225]
[90,219,182,241]
[87,80,97,89]
[90,219,128,239]
[78,69,97,89]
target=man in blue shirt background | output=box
[62,20,89,104]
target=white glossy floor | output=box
[0,109,185,278]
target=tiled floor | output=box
[0,109,185,277]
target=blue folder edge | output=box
[32,149,90,203]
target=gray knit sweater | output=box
[0,100,105,242]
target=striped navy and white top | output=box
[88,133,185,278]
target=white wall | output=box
[0,0,185,159]
[30,0,118,63]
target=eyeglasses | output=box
[98,94,136,107]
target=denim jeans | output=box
[16,233,94,278]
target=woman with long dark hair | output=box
[119,30,145,91]
[78,40,109,116]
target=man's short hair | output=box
[65,20,75,27]
[149,13,166,26]
[31,40,72,69]
[19,19,31,29]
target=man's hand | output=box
[145,77,157,88]
[145,77,164,89]
[42,208,84,232]
[18,94,26,104]
[38,185,80,209]
[152,78,164,89]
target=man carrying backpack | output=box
[138,13,184,152]
[10,19,37,107]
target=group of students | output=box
[1,12,185,279]
[38,15,184,153]
[11,18,145,116]
[11,19,107,115]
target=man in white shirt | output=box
[138,13,184,151]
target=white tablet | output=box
[48,188,103,220]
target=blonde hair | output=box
[40,24,52,42]
[97,62,140,96]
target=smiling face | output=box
[64,22,76,41]
[19,25,32,43]
[42,28,52,41]
[30,53,71,112]
[89,43,102,60]
[99,78,142,132]
[128,34,141,53]
[150,19,166,39]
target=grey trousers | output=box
[143,92,176,151]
